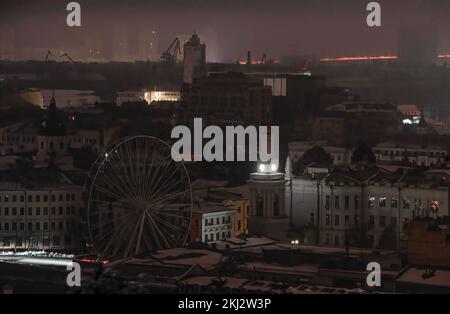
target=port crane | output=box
[45,50,53,61]
[160,37,181,63]
[59,52,75,63]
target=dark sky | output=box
[2,0,450,61]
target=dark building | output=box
[181,72,272,126]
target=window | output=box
[354,196,360,209]
[345,215,350,227]
[334,215,340,227]
[335,235,340,246]
[368,197,375,209]
[325,195,330,210]
[51,207,56,215]
[391,198,398,209]
[334,196,340,209]
[12,208,17,216]
[369,216,375,229]
[44,195,48,202]
[59,207,63,215]
[379,216,386,228]
[379,197,386,208]
[36,222,40,231]
[4,207,9,216]
[36,207,41,216]
[326,214,330,226]
[35,195,40,202]
[344,196,349,210]
[354,215,359,226]
[391,217,398,227]
[43,207,48,215]
[20,208,24,216]
[403,198,410,209]
[27,207,32,216]
[12,195,17,202]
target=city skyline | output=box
[2,0,450,62]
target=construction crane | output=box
[59,52,75,63]
[45,50,53,61]
[160,37,181,63]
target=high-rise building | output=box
[398,21,438,66]
[0,25,15,61]
[183,33,206,84]
[137,29,159,61]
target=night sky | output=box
[1,0,450,61]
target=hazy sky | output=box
[2,0,450,61]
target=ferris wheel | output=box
[86,135,192,260]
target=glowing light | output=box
[259,164,266,172]
[320,53,450,63]
[271,163,278,172]
[320,55,398,62]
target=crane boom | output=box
[161,37,181,62]
[59,53,75,63]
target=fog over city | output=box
[2,0,450,61]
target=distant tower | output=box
[183,33,206,84]
[247,165,289,241]
[37,96,68,163]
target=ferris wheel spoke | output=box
[95,163,136,199]
[103,161,135,199]
[134,213,146,256]
[148,189,190,211]
[124,141,138,193]
[150,213,187,234]
[123,213,143,258]
[106,153,139,198]
[113,146,138,198]
[142,156,174,201]
[98,214,138,259]
[92,181,129,203]
[145,211,170,249]
[145,172,186,204]
[94,211,138,245]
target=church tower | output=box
[37,96,69,163]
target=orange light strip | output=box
[320,54,450,62]
[320,55,398,62]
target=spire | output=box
[40,96,66,136]
[285,155,293,180]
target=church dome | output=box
[351,143,376,165]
